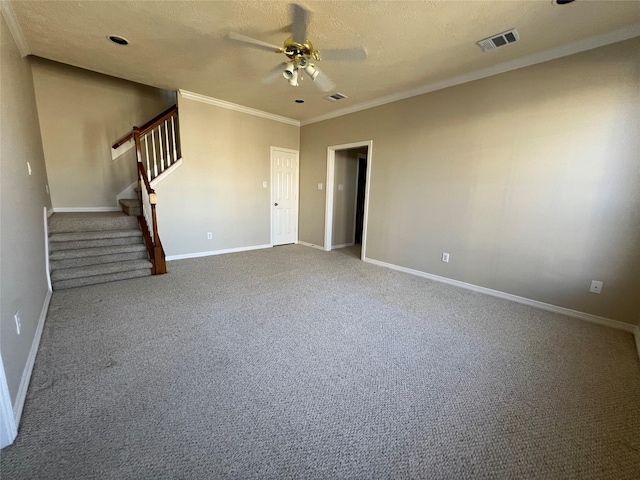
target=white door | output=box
[271,147,299,246]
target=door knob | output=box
[274,203,278,206]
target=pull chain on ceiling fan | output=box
[229,4,367,92]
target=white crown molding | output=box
[364,256,637,334]
[178,90,300,127]
[301,24,640,126]
[13,288,51,425]
[166,243,272,261]
[0,1,30,57]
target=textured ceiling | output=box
[9,0,640,122]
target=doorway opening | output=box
[324,141,372,260]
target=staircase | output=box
[49,211,152,290]
[47,105,179,290]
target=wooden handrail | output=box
[133,125,167,275]
[112,105,178,149]
[137,159,154,196]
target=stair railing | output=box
[113,105,180,275]
[113,105,181,184]
[133,127,166,275]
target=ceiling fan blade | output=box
[228,32,282,53]
[319,47,368,62]
[262,64,286,84]
[291,4,311,44]
[312,68,336,93]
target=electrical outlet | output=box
[262,181,267,188]
[442,252,450,263]
[14,311,21,335]
[317,183,323,190]
[589,280,603,294]
[207,232,213,240]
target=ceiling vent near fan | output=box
[324,93,348,102]
[477,29,519,52]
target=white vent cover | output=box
[324,92,348,102]
[477,29,519,52]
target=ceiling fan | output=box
[229,4,367,92]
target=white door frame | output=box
[324,140,373,260]
[270,146,300,246]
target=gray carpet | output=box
[2,245,639,479]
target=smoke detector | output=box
[477,29,519,52]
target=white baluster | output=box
[151,130,158,179]
[171,116,178,160]
[144,134,151,181]
[164,120,171,167]
[157,125,165,173]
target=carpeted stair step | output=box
[49,243,148,261]
[49,229,143,251]
[51,259,152,282]
[49,212,138,233]
[119,198,141,216]
[50,249,149,270]
[52,268,151,291]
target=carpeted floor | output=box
[2,245,639,479]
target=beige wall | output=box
[30,58,175,208]
[300,38,640,325]
[1,15,52,405]
[156,94,299,257]
[332,149,359,247]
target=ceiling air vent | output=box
[324,93,348,102]
[477,29,519,52]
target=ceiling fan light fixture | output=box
[288,69,299,87]
[304,64,319,81]
[283,61,296,80]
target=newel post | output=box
[149,194,166,274]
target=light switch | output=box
[318,183,323,190]
[338,184,344,191]
[262,181,267,188]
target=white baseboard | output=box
[150,158,183,188]
[363,257,636,334]
[52,207,121,213]
[635,326,640,362]
[43,207,51,292]
[13,288,52,425]
[46,208,54,218]
[166,244,272,261]
[116,181,137,205]
[0,354,17,449]
[297,241,325,251]
[331,242,355,250]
